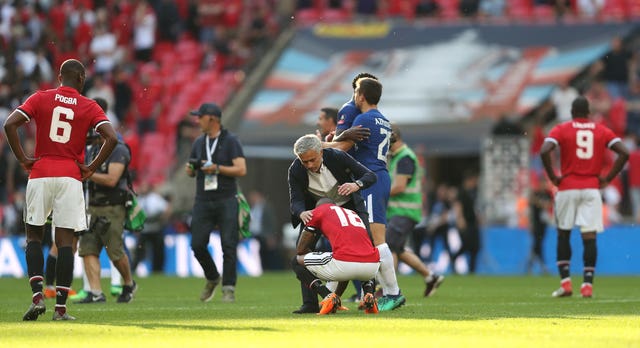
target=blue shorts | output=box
[361,170,390,225]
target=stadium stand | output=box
[291,0,640,24]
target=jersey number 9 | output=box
[576,130,594,159]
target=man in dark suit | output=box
[288,134,376,314]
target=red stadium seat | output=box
[379,0,417,20]
[165,98,193,126]
[626,0,640,19]
[600,0,627,21]
[507,0,534,22]
[533,5,556,23]
[294,8,322,26]
[152,42,175,62]
[138,133,174,184]
[436,0,460,21]
[176,40,204,66]
[323,7,352,22]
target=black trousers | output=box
[190,196,239,286]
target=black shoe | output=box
[292,304,319,314]
[23,298,46,321]
[424,274,445,297]
[117,281,137,303]
[74,292,106,304]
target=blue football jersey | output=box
[336,99,360,133]
[352,109,392,173]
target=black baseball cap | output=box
[190,102,222,118]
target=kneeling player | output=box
[291,199,380,314]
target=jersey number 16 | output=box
[330,206,365,229]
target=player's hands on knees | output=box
[300,210,313,225]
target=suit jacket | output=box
[288,148,376,228]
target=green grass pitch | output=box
[1,273,639,347]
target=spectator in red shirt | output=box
[111,3,133,48]
[195,0,225,43]
[131,69,162,135]
[47,0,71,41]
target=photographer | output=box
[186,102,246,303]
[76,98,137,304]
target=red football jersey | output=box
[546,118,620,191]
[17,86,110,180]
[306,204,379,263]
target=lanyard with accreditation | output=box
[204,135,219,191]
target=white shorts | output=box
[25,177,87,231]
[554,189,603,233]
[304,252,380,282]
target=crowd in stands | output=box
[295,0,640,24]
[0,0,283,236]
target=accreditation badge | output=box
[204,174,218,191]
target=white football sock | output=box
[376,243,400,296]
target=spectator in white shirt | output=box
[90,24,118,74]
[133,0,156,62]
[550,80,579,123]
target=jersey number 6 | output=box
[49,106,74,144]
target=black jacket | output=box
[288,148,376,228]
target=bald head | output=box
[59,59,86,92]
[571,96,590,119]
